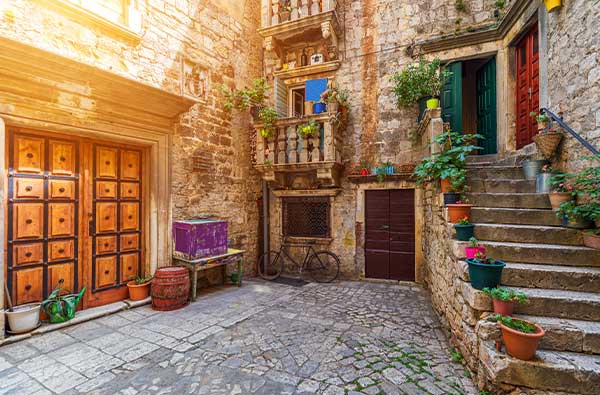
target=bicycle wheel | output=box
[257,251,283,280]
[308,251,340,283]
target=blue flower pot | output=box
[386,165,394,175]
[454,224,475,241]
[313,102,327,114]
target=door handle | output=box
[379,225,390,230]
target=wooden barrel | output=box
[151,267,190,311]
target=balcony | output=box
[261,0,339,28]
[254,113,344,187]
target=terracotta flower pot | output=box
[582,233,600,250]
[447,204,473,223]
[127,281,151,301]
[548,192,572,210]
[465,246,486,259]
[493,299,515,316]
[500,319,545,361]
[440,178,452,193]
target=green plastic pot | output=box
[466,258,506,290]
[454,224,475,241]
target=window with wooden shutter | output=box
[274,77,288,117]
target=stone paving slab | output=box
[0,280,477,394]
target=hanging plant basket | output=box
[533,132,562,159]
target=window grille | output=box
[282,197,330,238]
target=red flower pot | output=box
[493,299,515,316]
[582,233,600,250]
[465,246,486,259]
[127,281,151,301]
[440,178,452,193]
[447,204,473,223]
[500,319,545,361]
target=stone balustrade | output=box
[264,0,337,27]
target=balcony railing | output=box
[255,113,342,169]
[264,0,338,28]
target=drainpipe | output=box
[262,180,270,257]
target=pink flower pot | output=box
[465,246,486,259]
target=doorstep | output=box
[0,297,151,347]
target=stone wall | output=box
[546,0,600,171]
[0,0,263,274]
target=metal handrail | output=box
[540,108,599,155]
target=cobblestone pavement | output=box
[0,280,477,395]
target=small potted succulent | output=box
[488,314,545,361]
[465,237,485,259]
[466,251,506,290]
[127,276,153,301]
[447,199,473,223]
[483,287,528,316]
[582,229,600,250]
[454,217,474,241]
[548,171,573,210]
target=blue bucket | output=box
[313,102,327,114]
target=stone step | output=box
[473,223,582,246]
[466,166,524,180]
[470,207,562,226]
[466,192,551,209]
[483,241,600,267]
[461,281,600,321]
[501,262,600,293]
[478,315,600,354]
[466,154,499,165]
[468,178,536,193]
[479,341,600,395]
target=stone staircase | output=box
[460,156,600,394]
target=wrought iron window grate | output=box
[282,197,330,238]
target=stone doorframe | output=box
[353,180,424,284]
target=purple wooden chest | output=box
[173,219,228,260]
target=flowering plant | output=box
[297,120,320,137]
[471,251,498,265]
[541,164,553,173]
[320,83,349,106]
[549,172,573,193]
[456,217,470,225]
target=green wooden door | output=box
[441,62,463,133]
[476,57,497,154]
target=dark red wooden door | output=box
[365,190,415,281]
[516,25,539,149]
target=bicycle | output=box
[257,239,340,283]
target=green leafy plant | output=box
[455,0,467,12]
[449,347,465,364]
[487,314,537,334]
[457,217,470,225]
[375,164,388,183]
[257,107,279,139]
[483,287,528,304]
[468,237,479,247]
[297,119,320,137]
[529,111,550,123]
[221,77,270,112]
[557,200,600,222]
[549,171,573,193]
[471,251,498,265]
[391,58,452,107]
[494,0,507,10]
[320,83,350,107]
[135,276,153,285]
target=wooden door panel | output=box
[49,180,75,199]
[120,233,139,251]
[49,140,76,176]
[96,235,117,254]
[120,183,139,199]
[96,147,118,179]
[120,150,140,180]
[389,190,415,281]
[96,202,117,233]
[14,203,44,239]
[13,243,44,266]
[120,202,139,231]
[48,263,74,293]
[14,268,43,304]
[48,203,75,237]
[48,239,74,262]
[96,256,117,288]
[14,136,44,174]
[15,178,44,199]
[516,26,539,149]
[96,181,117,199]
[120,254,138,283]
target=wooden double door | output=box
[365,190,415,281]
[6,128,145,309]
[516,25,540,149]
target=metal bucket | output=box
[522,160,547,180]
[536,173,552,193]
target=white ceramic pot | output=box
[6,303,41,334]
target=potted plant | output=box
[128,276,152,301]
[447,199,473,223]
[489,314,545,361]
[530,111,551,132]
[557,200,596,229]
[384,160,395,175]
[41,280,86,324]
[466,252,506,290]
[530,112,563,160]
[391,58,451,110]
[548,171,573,210]
[454,217,474,241]
[359,160,371,176]
[257,107,279,139]
[465,237,486,258]
[522,158,548,180]
[297,119,320,138]
[374,164,388,183]
[483,287,528,316]
[3,282,40,334]
[582,229,600,249]
[221,77,270,120]
[280,1,292,21]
